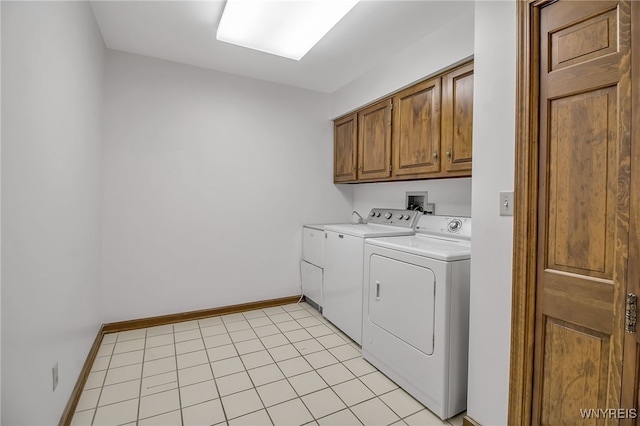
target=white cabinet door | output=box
[301,260,323,307]
[323,231,363,344]
[302,227,324,268]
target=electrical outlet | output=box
[500,191,514,216]
[52,362,59,392]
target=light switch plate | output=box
[500,191,514,216]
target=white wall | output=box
[467,1,516,425]
[101,51,353,322]
[1,2,105,424]
[330,3,475,218]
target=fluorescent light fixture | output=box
[217,0,359,61]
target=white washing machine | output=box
[362,215,471,419]
[323,209,420,345]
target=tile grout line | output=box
[89,337,116,425]
[135,328,149,425]
[167,323,186,426]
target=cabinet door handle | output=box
[433,151,438,160]
[375,281,381,300]
[338,234,344,239]
[446,150,451,159]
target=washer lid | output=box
[366,234,471,261]
[324,223,416,238]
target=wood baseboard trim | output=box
[59,295,303,425]
[59,325,105,426]
[463,415,483,426]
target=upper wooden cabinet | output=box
[441,62,474,174]
[333,61,474,183]
[333,113,357,182]
[392,77,441,179]
[358,99,392,181]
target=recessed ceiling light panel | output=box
[217,0,359,61]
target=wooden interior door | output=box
[441,63,473,174]
[334,114,357,182]
[358,99,392,180]
[531,1,633,424]
[391,78,441,178]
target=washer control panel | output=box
[366,208,420,228]
[416,216,472,240]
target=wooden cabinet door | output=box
[358,99,391,180]
[333,114,357,183]
[441,63,473,174]
[392,78,441,178]
[531,1,633,423]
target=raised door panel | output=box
[392,78,441,178]
[441,63,473,174]
[358,99,392,180]
[334,114,357,183]
[532,1,631,424]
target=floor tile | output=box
[211,356,245,377]
[247,364,286,387]
[329,344,361,362]
[99,379,141,406]
[235,338,265,355]
[267,398,313,426]
[380,388,424,418]
[270,313,294,324]
[180,379,219,407]
[222,388,264,419]
[199,316,223,327]
[90,356,110,372]
[144,344,175,362]
[405,409,448,426]
[301,388,346,418]
[178,338,207,355]
[241,350,274,369]
[306,324,334,338]
[139,388,180,419]
[304,350,339,369]
[140,370,178,396]
[208,343,239,361]
[205,333,233,348]
[360,371,399,395]
[256,379,298,407]
[104,363,143,386]
[248,316,273,328]
[143,356,175,378]
[262,306,286,316]
[243,309,267,320]
[287,371,328,396]
[255,324,282,337]
[146,333,174,349]
[268,343,300,362]
[283,303,305,312]
[174,328,202,343]
[317,409,363,426]
[117,329,147,342]
[102,334,117,345]
[178,363,214,386]
[332,378,375,407]
[351,398,400,426]
[226,320,251,332]
[201,324,228,337]
[70,409,94,426]
[177,350,209,369]
[222,312,247,323]
[317,363,356,386]
[229,409,273,426]
[110,350,144,369]
[260,333,289,348]
[284,329,313,343]
[230,329,258,343]
[277,356,313,377]
[391,421,409,426]
[316,333,348,349]
[277,320,303,333]
[216,371,254,396]
[113,339,145,354]
[173,320,200,332]
[93,398,138,426]
[97,343,114,358]
[146,324,174,337]
[343,357,376,377]
[290,309,313,320]
[293,339,324,355]
[84,370,106,390]
[138,409,182,426]
[182,398,226,426]
[297,316,323,328]
[76,388,100,411]
[448,412,466,426]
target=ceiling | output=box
[90,1,473,94]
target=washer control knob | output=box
[384,212,392,219]
[375,212,381,217]
[448,219,463,232]
[370,211,376,217]
[404,214,411,220]
[396,214,403,219]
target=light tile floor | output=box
[71,302,465,426]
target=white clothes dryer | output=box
[362,215,471,419]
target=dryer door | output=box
[368,254,436,355]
